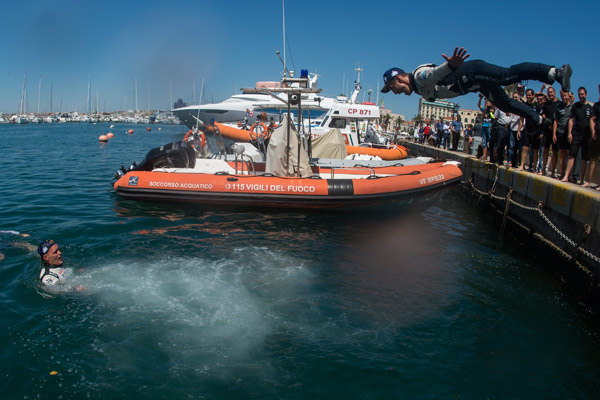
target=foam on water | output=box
[74,249,312,368]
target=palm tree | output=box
[395,116,404,130]
[413,114,424,127]
[381,113,392,132]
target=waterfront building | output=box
[380,108,408,131]
[458,108,480,125]
[418,98,457,122]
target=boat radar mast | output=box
[242,73,321,176]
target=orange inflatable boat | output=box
[113,141,461,209]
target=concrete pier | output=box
[401,140,600,312]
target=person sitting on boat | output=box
[268,117,278,134]
[38,239,71,287]
[380,46,572,127]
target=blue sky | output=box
[2,0,598,118]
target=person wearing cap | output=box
[380,46,572,127]
[38,240,71,286]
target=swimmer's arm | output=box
[13,242,38,252]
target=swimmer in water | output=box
[38,239,71,286]
[37,239,85,292]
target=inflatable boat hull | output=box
[114,162,462,209]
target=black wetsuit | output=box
[416,60,553,123]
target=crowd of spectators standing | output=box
[413,84,600,191]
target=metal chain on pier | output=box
[536,209,600,264]
[466,178,600,265]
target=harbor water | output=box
[1,123,599,399]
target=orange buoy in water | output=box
[146,127,151,131]
[107,132,114,138]
[99,135,108,142]
[127,129,134,134]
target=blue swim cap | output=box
[38,240,57,257]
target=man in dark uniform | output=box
[562,87,593,185]
[517,89,543,171]
[541,87,559,175]
[553,90,573,179]
[381,46,571,126]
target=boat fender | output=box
[250,122,268,141]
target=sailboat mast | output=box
[134,74,138,113]
[87,74,91,115]
[37,76,41,114]
[19,72,27,115]
[199,78,204,105]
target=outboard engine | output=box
[114,141,196,179]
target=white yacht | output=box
[173,72,343,129]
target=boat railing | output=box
[233,153,256,176]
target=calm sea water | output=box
[1,123,599,399]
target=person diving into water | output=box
[381,46,572,127]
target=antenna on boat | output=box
[350,65,363,104]
[282,0,286,76]
[276,51,291,79]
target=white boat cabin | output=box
[311,102,381,146]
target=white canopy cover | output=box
[265,115,313,177]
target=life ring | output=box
[250,122,268,141]
[184,129,193,142]
[200,132,206,148]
